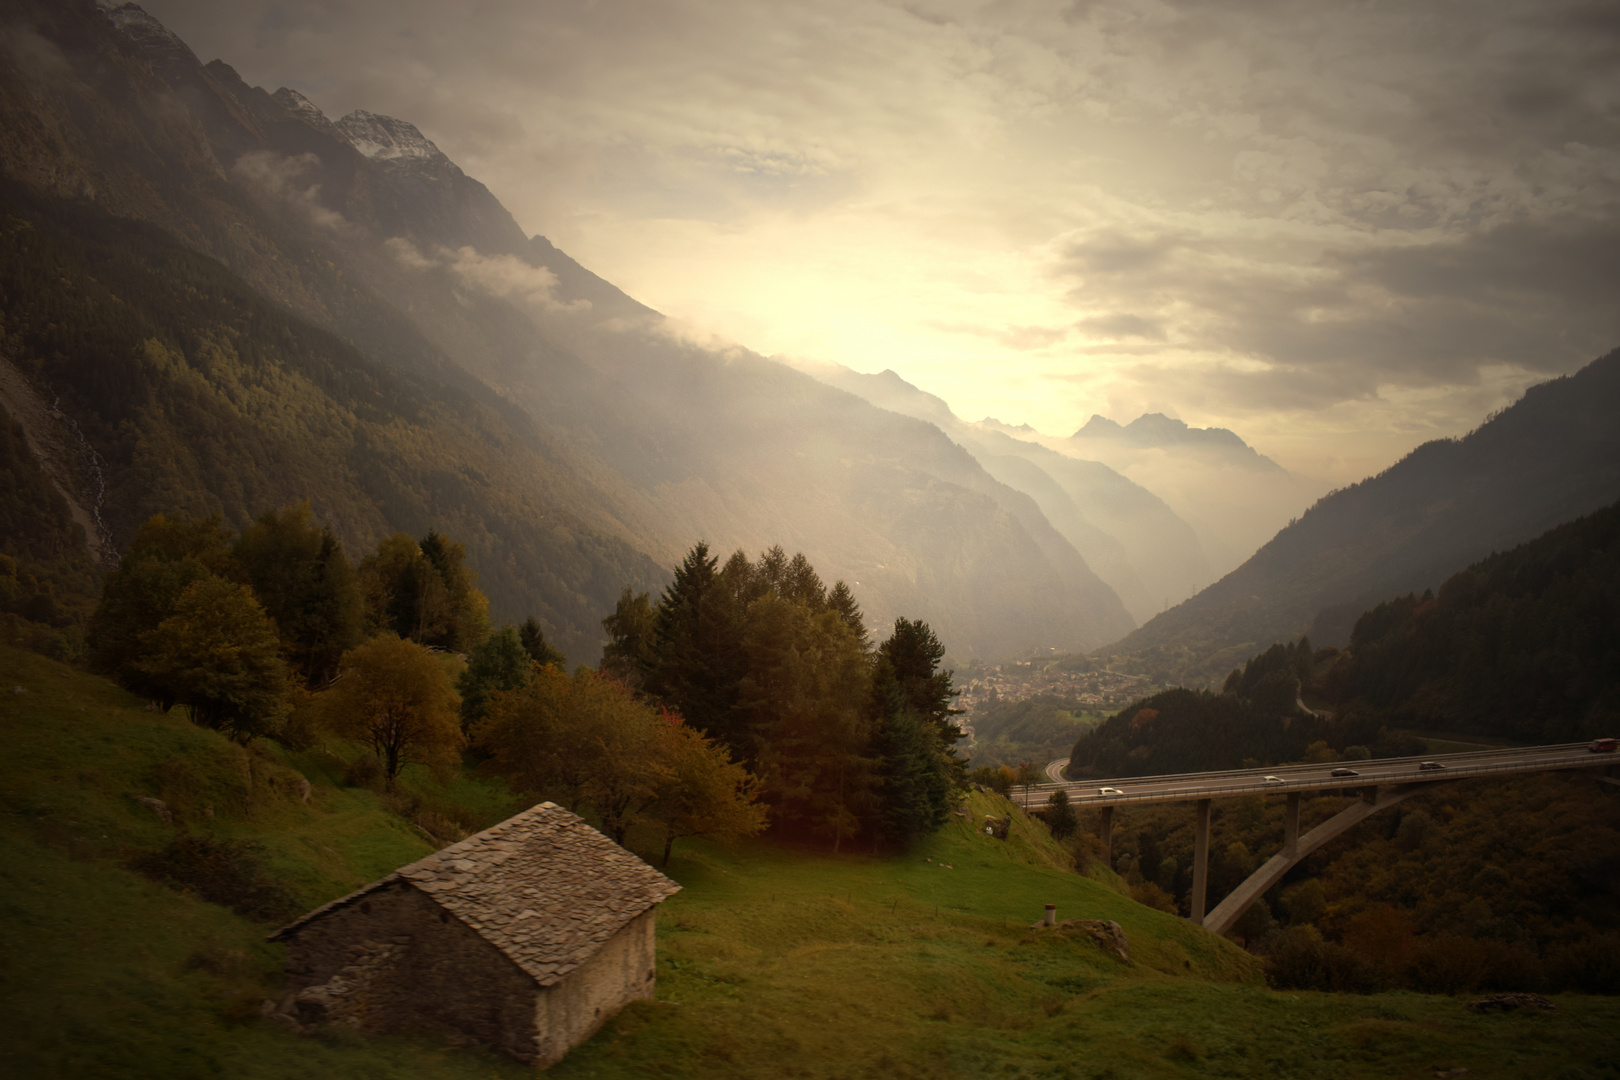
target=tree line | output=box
[599,542,964,851]
[83,508,962,860]
[1070,499,1620,779]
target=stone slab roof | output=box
[270,802,680,986]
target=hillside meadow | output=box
[3,644,1619,1079]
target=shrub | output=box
[343,752,384,790]
[1264,926,1384,993]
[132,834,299,922]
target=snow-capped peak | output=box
[334,110,453,169]
[272,87,337,135]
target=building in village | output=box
[269,801,681,1066]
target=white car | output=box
[1263,775,1285,784]
[1098,786,1124,796]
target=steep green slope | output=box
[5,644,1618,1079]
[1110,349,1620,685]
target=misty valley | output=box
[2,3,1618,1078]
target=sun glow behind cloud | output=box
[146,0,1620,481]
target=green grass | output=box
[3,643,1619,1079]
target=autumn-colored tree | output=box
[321,634,464,790]
[646,713,767,866]
[475,664,658,837]
[135,576,291,742]
[477,666,767,852]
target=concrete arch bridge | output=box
[1013,742,1618,936]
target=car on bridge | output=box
[1330,767,1360,778]
[1263,775,1285,784]
[1590,738,1617,753]
[1419,760,1446,771]
[1098,787,1124,796]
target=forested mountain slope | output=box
[0,0,1134,660]
[1108,349,1620,685]
[0,180,666,662]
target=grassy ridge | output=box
[2,645,1618,1078]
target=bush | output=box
[1129,879,1177,914]
[1264,926,1384,993]
[1547,932,1620,993]
[1406,935,1546,995]
[132,834,299,922]
[343,752,384,790]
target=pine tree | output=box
[233,502,362,687]
[457,625,533,729]
[518,616,566,669]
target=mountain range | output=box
[0,0,1137,662]
[4,1,1614,676]
[1111,348,1620,685]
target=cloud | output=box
[141,0,1620,478]
[1075,314,1168,342]
[384,238,591,314]
[231,150,348,231]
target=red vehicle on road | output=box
[1589,738,1617,753]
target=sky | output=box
[143,0,1619,482]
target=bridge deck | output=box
[1014,742,1613,809]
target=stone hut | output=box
[268,801,680,1066]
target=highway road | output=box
[1015,742,1617,809]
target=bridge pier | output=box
[1202,781,1450,936]
[1099,805,1114,865]
[1190,798,1211,925]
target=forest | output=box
[59,501,964,862]
[1068,498,1620,779]
[1057,499,1620,994]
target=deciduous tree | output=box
[321,634,463,790]
[135,575,291,742]
[646,714,767,866]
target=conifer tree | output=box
[233,502,362,686]
[518,616,566,669]
[457,625,533,729]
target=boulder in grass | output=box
[1055,918,1130,962]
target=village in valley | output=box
[953,658,1149,716]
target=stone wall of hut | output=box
[279,881,542,1061]
[533,907,659,1067]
